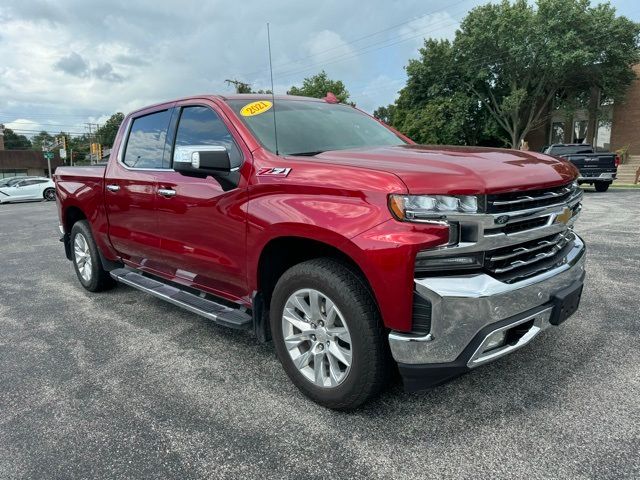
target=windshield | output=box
[226,99,406,155]
[547,145,594,155]
[0,177,25,187]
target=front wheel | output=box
[43,188,56,201]
[70,220,115,292]
[270,258,389,410]
[595,182,610,192]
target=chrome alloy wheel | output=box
[44,189,56,201]
[73,233,92,282]
[282,288,353,388]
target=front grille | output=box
[485,230,575,283]
[485,216,549,235]
[487,182,576,213]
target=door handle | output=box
[106,184,120,192]
[157,188,176,197]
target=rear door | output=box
[152,101,250,300]
[104,106,176,269]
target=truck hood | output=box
[305,145,578,194]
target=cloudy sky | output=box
[1,0,639,137]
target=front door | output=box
[6,178,40,201]
[104,106,175,269]
[153,102,249,301]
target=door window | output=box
[174,106,242,168]
[123,109,173,169]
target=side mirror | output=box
[173,145,233,175]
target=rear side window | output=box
[123,110,172,168]
[174,106,242,168]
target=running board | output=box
[110,268,252,330]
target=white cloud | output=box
[398,11,460,56]
[0,0,473,131]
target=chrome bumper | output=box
[389,235,586,365]
[578,172,616,181]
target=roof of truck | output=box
[127,94,324,117]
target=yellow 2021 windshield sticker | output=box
[240,100,273,117]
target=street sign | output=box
[44,152,54,160]
[59,148,67,159]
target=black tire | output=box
[270,258,390,410]
[70,220,115,292]
[43,188,56,201]
[595,182,610,192]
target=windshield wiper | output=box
[287,150,325,156]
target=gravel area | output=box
[0,190,638,479]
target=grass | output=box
[610,183,640,189]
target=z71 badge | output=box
[257,167,291,177]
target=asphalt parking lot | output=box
[0,190,639,480]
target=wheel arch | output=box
[253,235,381,341]
[257,235,376,307]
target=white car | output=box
[0,177,56,204]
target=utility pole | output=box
[42,142,54,178]
[85,123,99,163]
[225,79,252,93]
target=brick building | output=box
[0,124,62,179]
[528,64,640,155]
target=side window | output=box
[174,106,242,168]
[123,110,172,169]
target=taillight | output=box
[615,155,621,167]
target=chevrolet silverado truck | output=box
[54,94,586,409]
[543,143,618,192]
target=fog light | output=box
[483,330,507,352]
[415,252,484,272]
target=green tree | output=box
[95,113,124,147]
[288,71,351,103]
[373,105,397,125]
[2,128,32,150]
[225,79,253,93]
[380,39,502,145]
[455,0,640,147]
[68,134,91,165]
[379,0,639,148]
[30,131,55,151]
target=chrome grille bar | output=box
[487,231,571,262]
[487,182,578,213]
[490,188,571,206]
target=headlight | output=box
[389,194,479,221]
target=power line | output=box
[239,0,474,80]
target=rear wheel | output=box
[43,188,56,201]
[270,258,389,410]
[70,220,115,292]
[595,182,610,192]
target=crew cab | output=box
[544,144,618,192]
[54,94,586,409]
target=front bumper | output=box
[389,234,586,391]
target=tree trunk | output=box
[510,130,519,149]
[586,85,600,146]
[563,113,574,143]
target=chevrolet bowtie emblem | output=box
[555,207,573,225]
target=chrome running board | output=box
[110,268,252,330]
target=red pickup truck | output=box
[55,94,586,409]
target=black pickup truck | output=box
[543,144,619,192]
